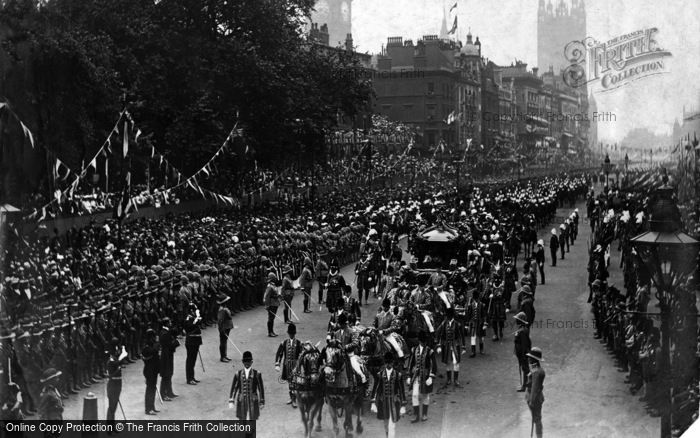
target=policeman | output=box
[184,303,203,385]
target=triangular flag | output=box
[136,129,142,143]
[449,2,457,12]
[88,158,97,171]
[201,164,210,177]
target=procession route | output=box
[62,200,656,437]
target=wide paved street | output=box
[62,202,657,437]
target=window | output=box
[427,104,437,119]
[427,82,435,93]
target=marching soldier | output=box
[435,307,465,386]
[274,323,302,408]
[406,332,437,423]
[158,317,179,401]
[217,294,233,362]
[466,290,487,357]
[229,351,265,421]
[281,266,295,324]
[142,329,160,415]
[38,368,63,420]
[526,347,546,438]
[513,312,531,392]
[184,303,203,385]
[371,351,406,438]
[263,273,281,337]
[300,257,314,313]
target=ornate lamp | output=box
[629,174,700,438]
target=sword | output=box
[118,400,127,421]
[283,299,301,322]
[198,350,206,373]
[530,414,534,438]
[268,308,285,323]
[156,384,164,405]
[225,334,243,357]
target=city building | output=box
[537,0,586,74]
[309,0,353,49]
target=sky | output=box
[351,0,700,143]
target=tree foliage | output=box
[0,0,374,198]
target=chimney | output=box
[532,67,539,77]
[345,33,354,52]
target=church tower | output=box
[537,0,586,74]
[310,0,353,48]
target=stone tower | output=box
[309,0,352,48]
[537,0,586,74]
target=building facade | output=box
[309,0,352,49]
[537,0,586,74]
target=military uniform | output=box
[371,364,405,438]
[229,365,264,420]
[158,321,179,400]
[275,330,302,406]
[435,313,465,385]
[183,308,202,384]
[406,339,437,422]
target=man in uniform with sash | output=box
[435,307,465,386]
[281,266,296,324]
[406,332,437,422]
[275,323,302,408]
[526,347,546,438]
[263,273,280,338]
[229,351,265,421]
[300,258,315,313]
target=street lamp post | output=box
[630,174,700,438]
[602,153,612,188]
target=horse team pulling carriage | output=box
[286,222,506,437]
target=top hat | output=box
[242,351,253,362]
[287,323,297,335]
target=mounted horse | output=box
[322,340,364,438]
[293,342,324,438]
